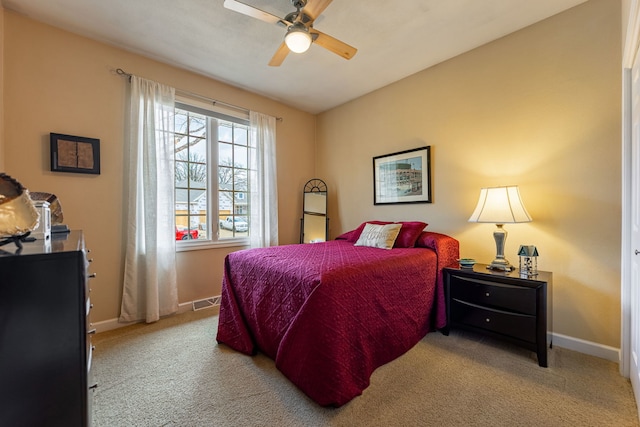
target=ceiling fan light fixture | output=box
[285,25,312,53]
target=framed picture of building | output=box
[373,146,431,205]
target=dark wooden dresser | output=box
[443,264,552,367]
[0,230,95,426]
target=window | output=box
[174,99,252,247]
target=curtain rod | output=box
[115,68,283,122]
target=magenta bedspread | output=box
[216,232,459,407]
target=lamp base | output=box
[487,258,514,272]
[487,224,514,271]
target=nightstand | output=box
[443,264,552,367]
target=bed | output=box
[216,221,459,407]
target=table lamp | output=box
[468,186,532,271]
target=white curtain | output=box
[249,111,278,247]
[120,76,178,323]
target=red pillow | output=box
[345,221,428,248]
[394,221,428,248]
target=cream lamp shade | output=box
[285,24,312,53]
[469,186,532,271]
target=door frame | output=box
[622,0,640,380]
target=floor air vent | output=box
[192,296,221,311]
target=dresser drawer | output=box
[451,299,537,343]
[450,275,537,315]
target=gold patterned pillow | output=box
[354,223,402,250]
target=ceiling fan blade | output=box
[223,0,287,26]
[303,0,333,22]
[310,29,357,60]
[268,42,290,67]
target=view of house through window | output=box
[174,103,250,243]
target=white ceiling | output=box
[2,0,588,114]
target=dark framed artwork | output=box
[50,133,100,175]
[373,146,431,205]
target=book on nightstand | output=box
[52,224,70,234]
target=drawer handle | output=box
[88,273,97,278]
[485,292,490,297]
[485,318,491,323]
[88,329,96,335]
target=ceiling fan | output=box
[223,0,357,66]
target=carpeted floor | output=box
[92,309,639,426]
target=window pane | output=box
[219,142,232,165]
[175,136,190,160]
[188,161,207,189]
[219,214,248,238]
[235,193,248,213]
[191,136,207,160]
[189,115,206,137]
[219,123,232,143]
[188,188,206,215]
[175,111,188,135]
[234,169,247,191]
[195,192,207,227]
[176,188,188,203]
[219,191,233,214]
[234,145,248,168]
[175,161,189,185]
[176,215,188,228]
[234,126,248,146]
[196,215,207,239]
[218,166,233,190]
[176,224,198,241]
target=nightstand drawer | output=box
[451,299,537,343]
[450,275,537,315]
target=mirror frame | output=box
[300,178,329,243]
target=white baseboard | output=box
[92,297,218,333]
[550,332,620,363]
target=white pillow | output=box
[354,223,402,250]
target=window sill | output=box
[176,238,250,252]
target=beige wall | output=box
[317,0,622,347]
[2,11,316,323]
[622,0,632,46]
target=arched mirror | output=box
[300,179,329,243]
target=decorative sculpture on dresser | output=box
[0,173,39,249]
